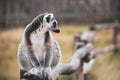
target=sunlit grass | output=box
[0,25,120,80]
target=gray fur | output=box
[17,13,61,79]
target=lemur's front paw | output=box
[29,67,42,76]
[43,67,51,79]
[28,67,43,78]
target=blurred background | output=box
[0,0,120,80]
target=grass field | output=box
[0,25,120,80]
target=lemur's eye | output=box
[46,15,51,23]
[53,22,57,28]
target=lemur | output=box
[17,12,61,80]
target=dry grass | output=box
[88,28,120,80]
[0,25,120,80]
[0,28,23,80]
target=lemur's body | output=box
[18,31,61,69]
[18,13,61,79]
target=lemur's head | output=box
[42,13,60,33]
[25,13,60,45]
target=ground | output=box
[0,25,120,80]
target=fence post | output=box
[113,21,120,53]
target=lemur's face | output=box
[43,13,60,33]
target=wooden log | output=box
[50,43,93,80]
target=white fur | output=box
[43,13,56,29]
[30,31,54,63]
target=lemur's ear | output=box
[46,15,51,23]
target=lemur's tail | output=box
[24,13,45,45]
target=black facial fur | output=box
[53,22,56,28]
[25,14,44,45]
[46,15,51,23]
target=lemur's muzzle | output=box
[52,29,60,33]
[52,22,60,33]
